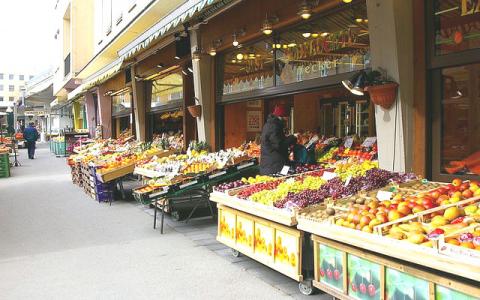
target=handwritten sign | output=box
[322,171,337,180]
[280,166,290,176]
[361,137,377,148]
[344,137,354,148]
[377,190,393,201]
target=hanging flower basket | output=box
[187,104,202,118]
[365,82,398,110]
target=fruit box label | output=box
[438,239,480,263]
[319,244,344,291]
[219,209,236,242]
[254,223,274,263]
[347,254,381,300]
[435,284,477,300]
[386,268,429,300]
[274,230,300,273]
[235,216,254,254]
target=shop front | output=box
[111,88,134,139]
[214,0,375,151]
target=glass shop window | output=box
[151,73,183,108]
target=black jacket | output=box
[260,115,296,175]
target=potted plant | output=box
[364,69,399,110]
[187,97,202,118]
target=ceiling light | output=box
[343,0,352,3]
[364,19,368,23]
[298,1,312,20]
[209,47,217,56]
[231,59,236,63]
[302,32,311,38]
[188,67,193,73]
[275,44,282,49]
[174,55,181,60]
[192,48,202,62]
[311,33,319,38]
[321,32,329,37]
[287,43,296,47]
[156,63,164,68]
[261,16,273,35]
[282,44,288,49]
[342,71,367,96]
[236,53,244,60]
[355,18,363,23]
[248,52,255,59]
[181,70,188,76]
[232,34,239,47]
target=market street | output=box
[0,144,327,299]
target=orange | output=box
[460,241,475,249]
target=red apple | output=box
[429,191,440,199]
[320,268,325,277]
[359,283,367,294]
[368,284,376,297]
[333,269,340,281]
[462,189,473,199]
[452,178,462,187]
[412,205,426,213]
[459,183,469,192]
[327,268,333,279]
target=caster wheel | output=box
[298,280,316,296]
[230,248,241,257]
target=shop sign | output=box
[461,0,480,16]
[246,110,262,132]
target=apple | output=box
[462,189,473,199]
[429,191,440,199]
[437,187,447,194]
[368,284,376,297]
[459,182,470,192]
[388,210,404,222]
[319,268,325,277]
[412,205,426,213]
[397,203,412,215]
[333,269,340,281]
[389,204,398,211]
[452,178,462,187]
[359,283,367,294]
[375,213,389,223]
[407,201,416,209]
[327,268,333,279]
[383,200,391,208]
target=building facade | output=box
[0,72,32,108]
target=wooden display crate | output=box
[211,191,297,226]
[96,163,135,183]
[311,235,480,300]
[217,205,303,281]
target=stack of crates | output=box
[0,153,10,178]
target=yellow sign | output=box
[461,0,480,16]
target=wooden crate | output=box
[211,191,297,226]
[96,163,135,183]
[217,204,303,281]
[311,235,480,300]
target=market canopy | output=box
[118,0,217,60]
[68,59,124,101]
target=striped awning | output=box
[118,0,215,60]
[67,59,123,101]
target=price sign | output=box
[344,137,354,148]
[377,190,393,201]
[361,137,377,148]
[280,165,290,176]
[322,171,337,180]
[344,175,352,187]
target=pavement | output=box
[0,144,331,300]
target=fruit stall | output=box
[208,135,480,297]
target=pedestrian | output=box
[259,105,297,175]
[24,122,39,159]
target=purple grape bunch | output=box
[214,180,245,192]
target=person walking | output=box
[23,122,39,159]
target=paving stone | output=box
[187,233,215,241]
[193,238,218,246]
[205,243,227,251]
[231,258,264,270]
[246,267,292,285]
[173,226,201,234]
[273,281,300,296]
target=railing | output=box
[64,53,71,77]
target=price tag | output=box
[180,180,197,189]
[361,137,377,148]
[209,170,226,179]
[344,137,354,148]
[280,165,290,176]
[238,161,254,170]
[344,175,352,186]
[376,190,393,201]
[322,171,337,180]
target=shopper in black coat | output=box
[260,105,296,175]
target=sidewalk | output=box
[0,145,328,299]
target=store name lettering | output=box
[296,60,338,78]
[461,0,480,16]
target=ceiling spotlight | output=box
[311,33,319,38]
[342,71,367,96]
[275,44,282,49]
[188,67,193,73]
[248,52,255,59]
[231,59,236,63]
[156,63,165,68]
[321,32,329,37]
[343,0,352,3]
[232,33,239,47]
[134,75,143,81]
[192,47,202,62]
[182,70,188,76]
[298,1,312,19]
[355,18,363,23]
[287,43,297,47]
[261,15,273,35]
[282,44,288,49]
[302,32,311,38]
[209,47,217,56]
[174,55,181,60]
[236,53,244,60]
[364,19,368,23]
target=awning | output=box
[118,0,215,60]
[67,59,123,101]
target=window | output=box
[19,75,24,80]
[103,0,112,34]
[0,85,3,91]
[8,74,14,80]
[439,63,480,176]
[0,73,3,80]
[29,75,33,80]
[222,39,274,95]
[9,85,14,92]
[0,97,3,101]
[9,97,14,101]
[276,2,369,86]
[112,89,132,115]
[434,0,480,55]
[150,73,183,108]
